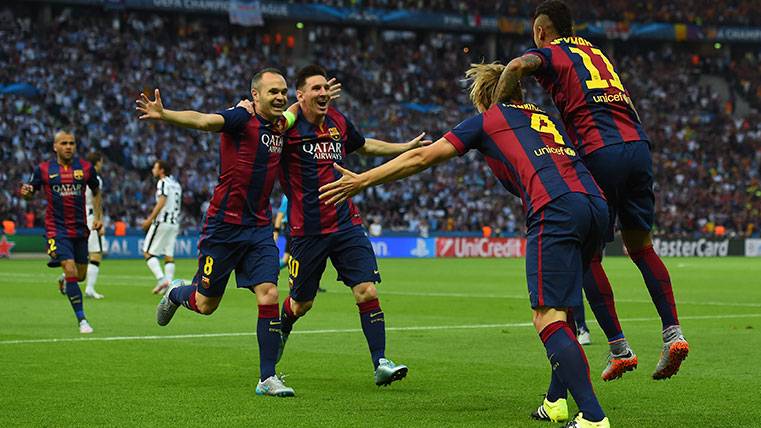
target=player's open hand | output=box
[236,99,255,115]
[136,89,164,120]
[319,163,365,206]
[408,132,433,149]
[19,183,34,199]
[328,77,342,101]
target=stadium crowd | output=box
[289,0,761,26]
[1,6,759,237]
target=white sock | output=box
[164,262,175,282]
[86,263,100,293]
[146,257,164,280]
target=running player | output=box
[278,64,427,386]
[20,131,102,334]
[142,160,182,294]
[319,63,610,428]
[495,0,688,381]
[84,151,106,299]
[136,68,294,397]
[273,195,326,292]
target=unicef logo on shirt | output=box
[302,141,343,160]
[261,134,283,153]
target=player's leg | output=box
[279,235,326,343]
[332,227,406,385]
[620,142,688,379]
[581,145,638,380]
[162,224,179,283]
[85,231,104,299]
[143,223,168,292]
[572,304,591,345]
[53,238,92,333]
[250,283,294,397]
[528,194,608,426]
[157,232,234,325]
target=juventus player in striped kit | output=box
[142,160,182,294]
[83,151,106,299]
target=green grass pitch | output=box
[1,257,759,427]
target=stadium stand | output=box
[1,4,759,237]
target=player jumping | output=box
[20,131,103,334]
[136,68,294,397]
[495,0,688,381]
[320,64,611,428]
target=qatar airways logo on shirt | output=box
[302,141,343,160]
[52,183,83,197]
[261,134,283,153]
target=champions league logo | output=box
[302,141,343,160]
[260,133,283,154]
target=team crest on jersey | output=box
[328,127,341,141]
[74,169,84,180]
[201,276,211,289]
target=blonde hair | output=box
[465,62,521,111]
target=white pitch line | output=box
[2,313,760,346]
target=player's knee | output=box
[195,300,219,315]
[143,253,152,260]
[165,257,174,263]
[352,282,378,303]
[622,230,652,254]
[291,299,313,316]
[254,283,279,305]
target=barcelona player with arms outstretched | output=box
[496,0,688,382]
[320,64,611,428]
[20,131,103,334]
[277,65,428,386]
[136,68,295,397]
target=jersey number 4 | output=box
[568,47,624,91]
[530,113,565,146]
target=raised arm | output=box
[358,133,432,157]
[493,54,543,104]
[319,137,457,205]
[136,88,225,132]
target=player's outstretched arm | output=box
[493,54,543,104]
[359,132,433,157]
[319,137,457,205]
[136,88,225,132]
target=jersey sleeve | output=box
[157,179,167,197]
[217,106,251,134]
[86,164,100,194]
[443,114,484,156]
[524,48,552,75]
[30,166,42,191]
[344,116,366,154]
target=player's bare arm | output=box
[358,132,433,157]
[92,190,104,232]
[319,138,457,205]
[136,88,226,132]
[494,54,543,104]
[273,211,284,241]
[142,195,167,231]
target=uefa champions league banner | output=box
[102,236,200,259]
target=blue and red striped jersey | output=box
[443,103,604,219]
[525,36,649,157]
[31,157,99,239]
[282,106,365,237]
[205,107,284,227]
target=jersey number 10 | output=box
[568,47,624,91]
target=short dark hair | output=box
[534,0,574,37]
[296,64,327,90]
[154,159,170,175]
[86,151,103,164]
[250,67,284,91]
